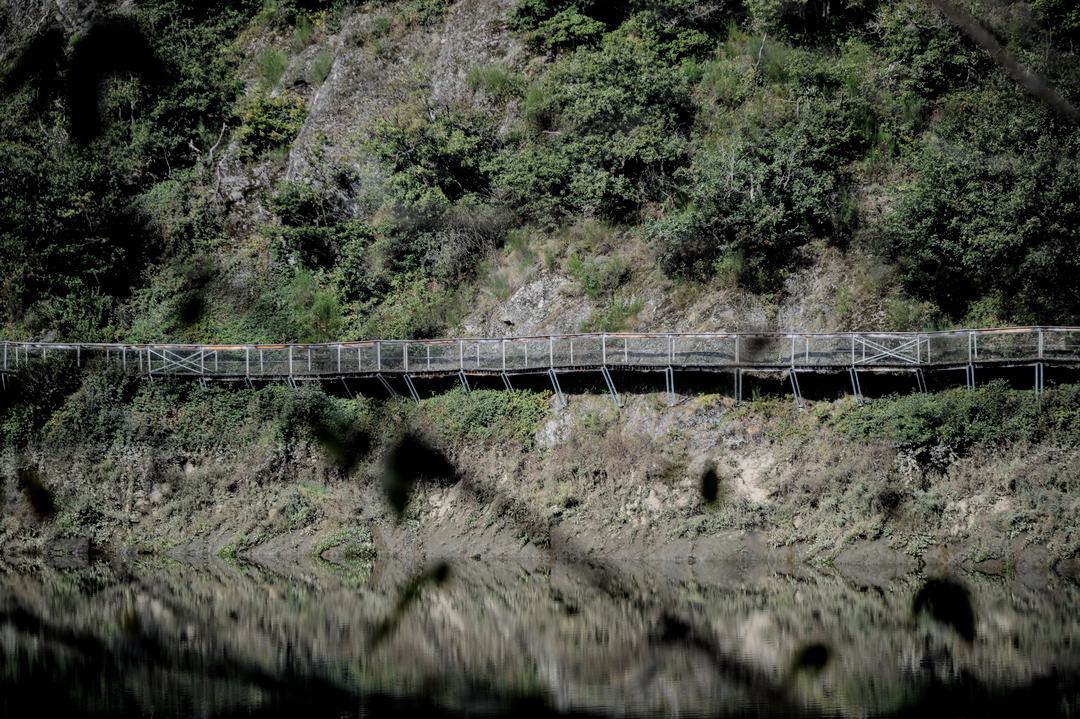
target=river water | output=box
[1,556,1078,718]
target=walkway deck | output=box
[3,327,1078,406]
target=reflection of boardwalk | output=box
[3,327,1078,406]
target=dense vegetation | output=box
[2,0,1079,348]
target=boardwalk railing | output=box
[2,327,1078,405]
[3,327,1078,376]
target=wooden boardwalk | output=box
[2,326,1078,406]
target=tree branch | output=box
[925,0,1080,123]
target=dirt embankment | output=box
[3,392,1079,577]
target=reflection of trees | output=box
[1,553,1079,717]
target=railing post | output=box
[376,341,381,371]
[289,346,294,376]
[404,342,409,373]
[851,334,856,365]
[790,335,796,367]
[1038,328,1044,359]
[427,343,431,371]
[459,340,464,371]
[549,336,554,368]
[2,342,6,371]
[602,333,607,366]
[337,344,342,373]
[668,335,674,365]
[246,347,251,378]
[501,339,506,372]
[76,346,80,367]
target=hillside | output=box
[2,0,1080,569]
[3,0,1080,344]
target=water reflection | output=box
[1,555,1078,717]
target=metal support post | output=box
[966,364,975,390]
[600,366,622,407]
[848,367,863,405]
[664,366,676,406]
[376,373,399,399]
[403,374,421,404]
[501,372,513,391]
[548,368,566,408]
[789,369,804,410]
[735,369,743,405]
[915,369,927,393]
[458,371,471,393]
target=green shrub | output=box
[465,64,521,101]
[524,7,605,52]
[493,25,694,221]
[359,270,461,340]
[367,106,498,208]
[307,48,333,84]
[237,92,307,159]
[291,16,315,51]
[830,381,1080,452]
[255,48,288,90]
[567,253,628,300]
[419,387,548,447]
[282,269,342,342]
[407,0,450,25]
[581,297,643,332]
[884,89,1080,322]
[0,354,83,447]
